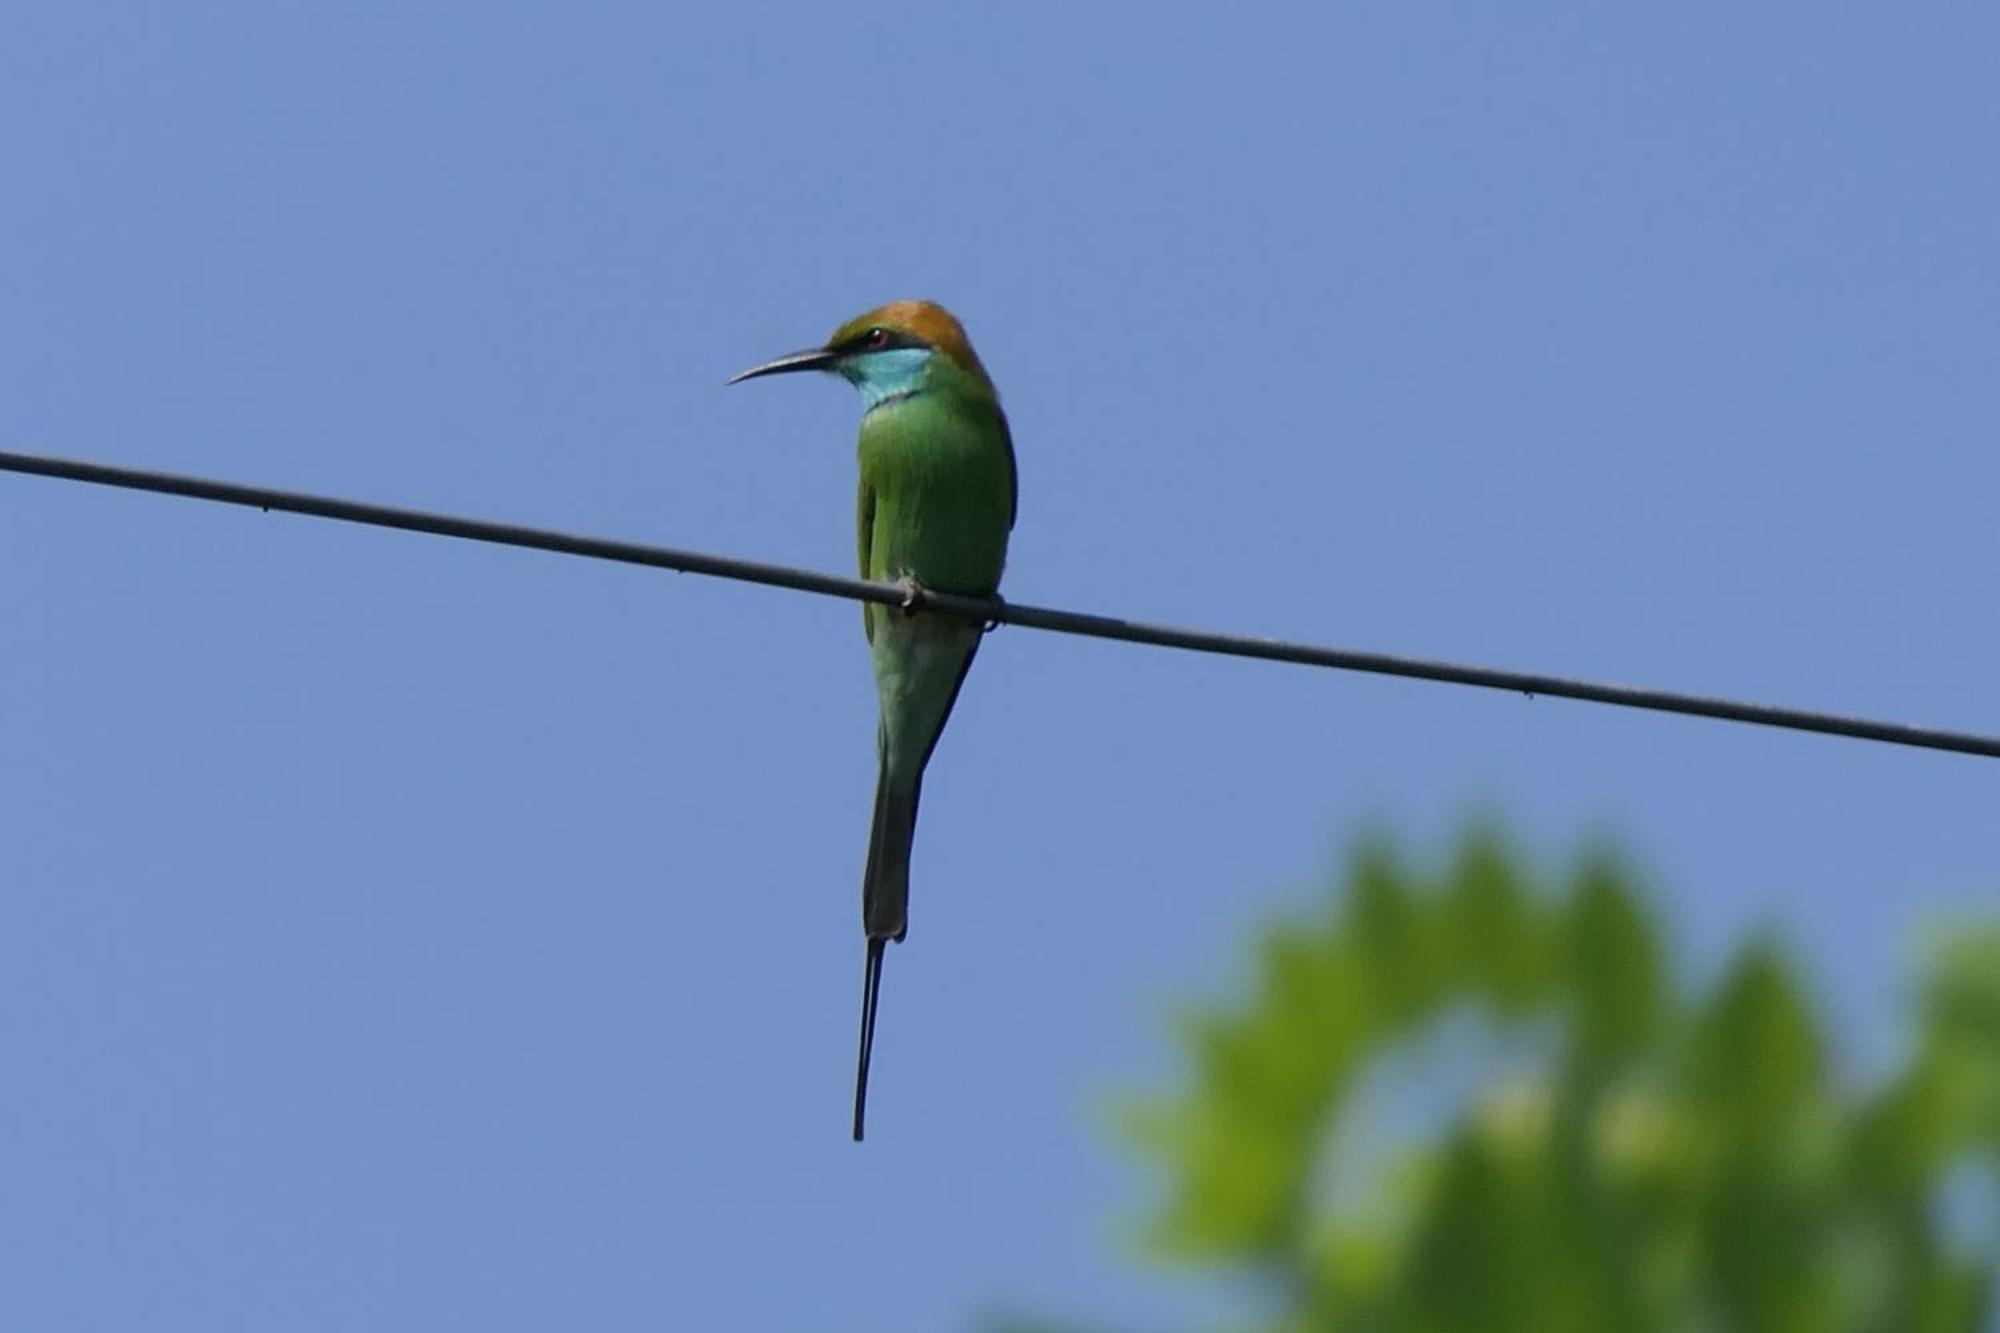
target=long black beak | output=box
[726,347,839,385]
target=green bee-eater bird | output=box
[729,300,1017,1140]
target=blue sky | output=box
[1,5,1995,1328]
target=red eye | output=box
[866,328,889,348]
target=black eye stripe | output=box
[832,327,929,355]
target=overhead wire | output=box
[2,447,1993,761]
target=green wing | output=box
[997,405,1019,531]
[857,478,877,642]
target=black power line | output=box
[3,446,1995,760]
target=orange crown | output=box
[829,300,991,386]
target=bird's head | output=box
[728,300,993,408]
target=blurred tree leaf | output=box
[1097,827,1997,1332]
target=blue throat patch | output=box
[840,347,934,411]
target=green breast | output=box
[858,389,1015,597]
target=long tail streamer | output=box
[853,938,887,1141]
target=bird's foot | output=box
[896,575,926,616]
[982,593,1007,633]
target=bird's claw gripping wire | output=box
[894,574,1003,631]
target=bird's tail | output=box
[863,752,918,943]
[853,756,919,1141]
[853,937,886,1141]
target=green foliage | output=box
[1115,828,2000,1332]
